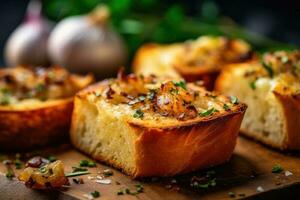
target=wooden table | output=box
[1,136,300,200]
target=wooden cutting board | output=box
[1,136,300,200]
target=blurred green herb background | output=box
[43,0,295,60]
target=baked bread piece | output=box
[0,66,93,150]
[71,70,247,177]
[216,51,300,150]
[133,36,253,90]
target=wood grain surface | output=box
[1,136,300,200]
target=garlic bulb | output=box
[5,0,52,67]
[48,6,127,78]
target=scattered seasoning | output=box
[90,190,100,198]
[170,88,179,95]
[35,83,46,93]
[228,191,236,198]
[14,159,23,169]
[285,170,293,177]
[138,95,146,101]
[65,171,90,177]
[47,156,57,162]
[79,160,97,167]
[96,179,112,185]
[230,96,239,105]
[72,178,84,184]
[223,103,230,111]
[249,81,256,90]
[256,186,264,192]
[6,168,14,180]
[72,166,88,172]
[133,109,144,119]
[173,80,187,90]
[116,185,144,196]
[262,62,274,78]
[272,164,283,173]
[199,107,217,117]
[103,169,113,177]
[147,89,156,100]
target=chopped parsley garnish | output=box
[90,190,100,198]
[249,81,256,90]
[65,171,90,177]
[199,107,217,117]
[133,109,144,119]
[223,104,230,111]
[79,160,96,167]
[230,96,239,105]
[272,164,283,173]
[170,88,179,95]
[147,89,156,100]
[191,178,216,189]
[138,95,146,101]
[35,83,46,93]
[262,62,274,78]
[103,169,113,177]
[47,156,57,162]
[6,169,14,180]
[72,166,88,172]
[14,159,23,169]
[173,80,187,90]
[116,185,144,196]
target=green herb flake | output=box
[199,107,216,117]
[116,189,124,195]
[103,169,113,177]
[147,89,156,100]
[6,169,14,180]
[249,81,256,90]
[173,80,187,90]
[90,190,100,198]
[39,166,48,173]
[47,156,57,162]
[72,166,88,172]
[133,109,144,119]
[262,62,274,78]
[272,164,283,173]
[223,104,230,111]
[230,96,239,105]
[138,95,146,101]
[14,159,23,169]
[65,171,90,177]
[35,83,46,93]
[228,191,236,198]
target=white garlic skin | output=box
[5,20,51,67]
[48,16,127,78]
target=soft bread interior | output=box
[71,98,138,174]
[218,67,286,148]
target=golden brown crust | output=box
[0,98,73,150]
[273,92,300,150]
[71,74,247,177]
[133,37,254,90]
[131,111,245,177]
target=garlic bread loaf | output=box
[71,70,246,177]
[0,66,93,150]
[133,36,253,90]
[216,51,300,150]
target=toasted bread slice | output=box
[71,70,246,177]
[216,51,300,150]
[0,66,94,150]
[133,36,253,90]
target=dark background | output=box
[0,0,299,66]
